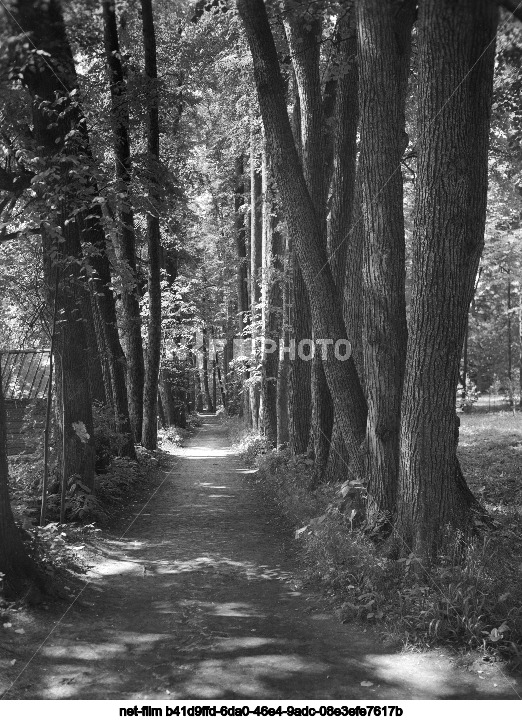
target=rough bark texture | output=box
[12,0,98,490]
[277,233,290,447]
[249,134,262,430]
[237,0,368,472]
[141,0,162,449]
[102,0,145,443]
[323,8,360,486]
[284,3,333,477]
[287,88,312,455]
[357,0,413,522]
[396,0,497,557]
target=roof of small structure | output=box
[0,349,51,400]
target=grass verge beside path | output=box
[225,413,522,672]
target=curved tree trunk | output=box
[237,0,368,472]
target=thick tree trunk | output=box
[396,0,497,558]
[324,9,360,486]
[237,0,368,472]
[102,0,145,443]
[12,0,98,490]
[357,0,413,523]
[12,0,135,460]
[141,0,162,449]
[284,3,333,477]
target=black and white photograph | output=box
[0,0,521,712]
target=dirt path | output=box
[1,416,521,700]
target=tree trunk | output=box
[260,154,280,448]
[11,0,98,491]
[202,328,214,412]
[357,0,413,523]
[276,237,290,448]
[234,155,249,332]
[102,0,145,443]
[249,129,262,430]
[237,0,368,472]
[141,0,162,449]
[323,9,359,486]
[284,3,333,477]
[396,0,497,559]
[287,68,311,456]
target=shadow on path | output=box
[2,417,521,700]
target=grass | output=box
[230,411,522,667]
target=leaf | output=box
[360,680,374,687]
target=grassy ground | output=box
[459,411,522,511]
[227,412,522,670]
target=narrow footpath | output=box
[1,416,520,700]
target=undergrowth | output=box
[233,424,522,666]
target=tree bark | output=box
[202,328,214,411]
[357,0,413,523]
[396,0,497,558]
[249,130,262,430]
[237,0,368,473]
[287,87,312,455]
[284,2,333,478]
[277,232,290,447]
[141,0,162,449]
[102,0,145,443]
[324,8,360,486]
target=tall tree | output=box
[237,0,368,473]
[284,1,333,477]
[396,0,498,558]
[101,0,145,443]
[141,0,162,449]
[357,0,413,523]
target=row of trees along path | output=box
[0,0,520,678]
[1,417,517,700]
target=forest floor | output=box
[1,415,521,701]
